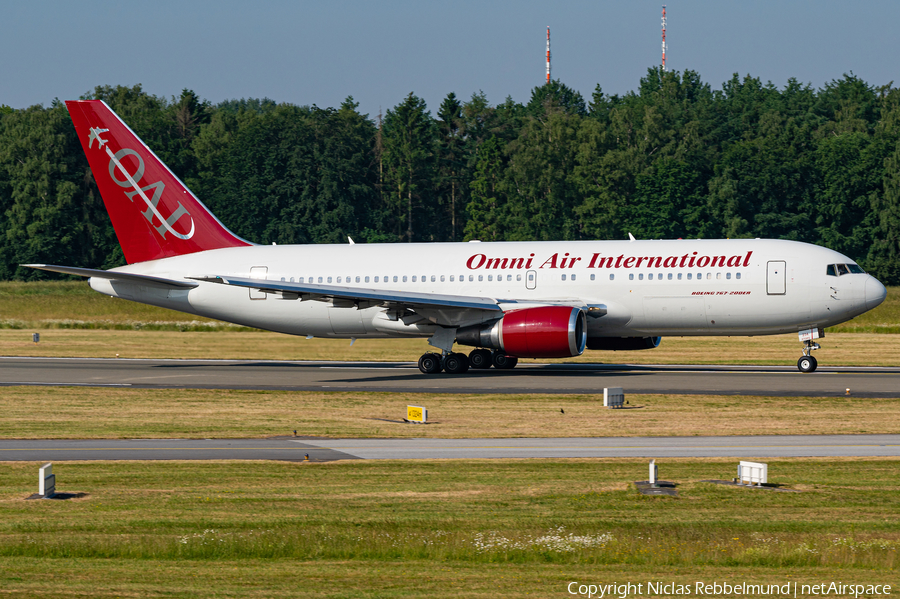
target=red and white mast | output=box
[661,5,667,72]
[546,26,551,84]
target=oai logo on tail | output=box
[87,129,195,241]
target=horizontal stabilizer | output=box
[193,275,502,312]
[22,264,199,290]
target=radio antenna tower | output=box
[661,6,667,71]
[546,26,551,84]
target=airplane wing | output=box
[191,275,504,312]
[23,264,199,290]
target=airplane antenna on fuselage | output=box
[628,233,636,242]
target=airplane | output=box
[25,100,888,374]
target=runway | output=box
[1,435,898,461]
[2,356,900,397]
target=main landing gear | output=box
[416,349,518,374]
[468,348,517,370]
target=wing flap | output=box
[193,275,503,312]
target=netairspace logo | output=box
[566,581,893,598]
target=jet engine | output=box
[456,306,587,358]
[586,336,662,351]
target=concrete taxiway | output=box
[2,357,900,397]
[1,435,898,461]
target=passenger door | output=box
[767,261,786,295]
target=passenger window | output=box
[736,273,741,280]
[469,275,474,282]
[440,275,445,282]
[726,273,731,280]
[561,274,567,281]
[591,274,596,281]
[318,277,323,283]
[327,277,332,283]
[517,274,522,282]
[608,274,613,281]
[571,274,576,281]
[629,274,634,281]
[374,276,379,283]
[364,276,369,283]
[431,275,436,282]
[478,275,483,282]
[298,277,303,283]
[402,276,407,282]
[706,273,711,280]
[648,273,653,280]
[658,273,662,280]
[488,274,493,281]
[639,274,644,280]
[716,273,721,280]
[667,273,672,280]
[677,273,682,280]
[393,276,398,283]
[356,276,360,283]
[412,276,417,282]
[687,273,692,280]
[336,277,341,283]
[507,274,512,281]
[450,275,455,282]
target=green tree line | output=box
[2,68,900,283]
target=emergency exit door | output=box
[249,266,267,300]
[767,261,786,295]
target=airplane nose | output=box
[865,276,887,311]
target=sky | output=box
[2,1,897,117]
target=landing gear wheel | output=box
[492,351,518,370]
[797,355,817,373]
[469,348,493,369]
[443,352,469,374]
[418,352,443,374]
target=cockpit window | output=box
[828,263,866,276]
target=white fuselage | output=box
[88,238,885,341]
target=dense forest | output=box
[2,68,900,283]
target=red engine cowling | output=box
[456,306,587,358]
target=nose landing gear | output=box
[797,354,817,373]
[797,340,819,373]
[796,328,822,373]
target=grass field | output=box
[1,387,899,439]
[1,459,898,597]
[4,328,900,366]
[2,281,898,596]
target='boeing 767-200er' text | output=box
[26,100,888,374]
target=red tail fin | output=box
[66,100,250,264]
